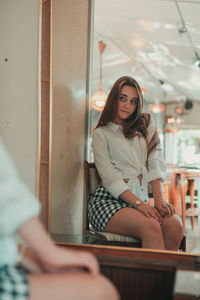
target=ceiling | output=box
[92,0,200,105]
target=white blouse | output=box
[92,117,166,201]
[0,141,40,266]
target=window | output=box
[165,129,200,168]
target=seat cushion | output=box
[96,231,141,243]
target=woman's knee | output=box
[142,218,163,239]
[162,215,183,250]
[163,215,183,235]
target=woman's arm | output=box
[0,141,100,277]
[92,129,129,198]
[17,216,100,277]
[151,179,175,217]
[120,190,163,223]
[146,117,174,217]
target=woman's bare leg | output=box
[104,207,165,250]
[161,215,183,251]
[28,271,119,300]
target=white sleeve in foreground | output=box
[0,141,41,237]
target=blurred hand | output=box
[18,246,43,274]
[37,246,100,277]
[17,217,100,277]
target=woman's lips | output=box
[121,110,130,113]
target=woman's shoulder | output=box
[92,126,106,139]
[92,126,105,134]
[93,122,115,133]
[92,123,119,140]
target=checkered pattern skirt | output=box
[0,265,29,300]
[88,184,135,231]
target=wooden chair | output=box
[84,161,186,251]
[84,160,142,248]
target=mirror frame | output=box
[51,233,200,270]
[38,0,200,260]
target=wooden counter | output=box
[52,234,200,300]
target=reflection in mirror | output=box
[42,0,200,256]
[87,0,200,254]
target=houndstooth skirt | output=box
[88,184,135,231]
[0,265,29,300]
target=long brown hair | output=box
[95,76,160,156]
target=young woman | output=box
[0,141,119,300]
[88,76,183,251]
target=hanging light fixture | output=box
[164,114,182,133]
[148,102,165,113]
[175,0,200,69]
[194,51,200,68]
[91,41,108,112]
[148,81,165,113]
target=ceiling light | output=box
[166,116,175,124]
[194,60,200,67]
[175,106,183,115]
[148,104,165,114]
[164,127,179,134]
[91,41,108,112]
[148,81,165,113]
[176,118,182,125]
[194,51,200,68]
[91,81,107,113]
[177,22,187,35]
[164,114,183,134]
[175,1,200,68]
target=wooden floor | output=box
[185,216,200,253]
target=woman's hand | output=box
[137,202,163,223]
[18,246,43,274]
[36,245,100,277]
[19,245,100,277]
[17,217,100,277]
[155,200,175,217]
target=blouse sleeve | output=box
[146,117,166,183]
[0,141,41,238]
[92,129,129,198]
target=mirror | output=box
[41,0,200,256]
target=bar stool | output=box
[185,174,200,230]
[179,172,188,232]
[172,169,186,215]
[163,181,171,202]
[180,172,200,232]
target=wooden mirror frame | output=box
[38,0,200,262]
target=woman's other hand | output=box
[137,202,163,223]
[155,201,175,217]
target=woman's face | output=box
[113,85,139,125]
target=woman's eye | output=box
[119,96,126,101]
[130,99,138,104]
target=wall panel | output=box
[50,0,91,234]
